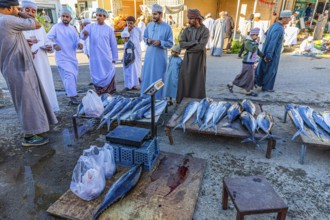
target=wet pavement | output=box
[0,49,330,220]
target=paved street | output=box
[0,50,329,219]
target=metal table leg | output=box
[300,144,307,164]
[283,109,288,123]
[72,116,78,139]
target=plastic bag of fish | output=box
[81,90,104,117]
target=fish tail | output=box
[183,123,186,132]
[214,125,218,135]
[258,134,270,143]
[173,123,182,131]
[292,129,302,140]
[107,118,112,132]
[97,119,107,130]
[116,115,121,125]
[242,137,253,143]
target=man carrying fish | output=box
[140,4,173,100]
[0,0,57,146]
[176,8,209,104]
[255,10,291,92]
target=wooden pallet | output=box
[165,98,276,159]
[47,152,206,220]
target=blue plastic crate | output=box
[134,139,156,165]
[119,146,135,166]
[143,148,160,171]
[112,145,120,163]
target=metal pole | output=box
[282,0,286,11]
[151,95,156,138]
[134,0,137,18]
[253,0,258,14]
[323,0,328,12]
[310,0,319,28]
[234,0,241,39]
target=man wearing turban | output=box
[176,9,209,103]
[255,10,292,92]
[47,7,83,104]
[140,4,173,100]
[0,0,57,146]
[22,0,59,112]
[80,8,118,95]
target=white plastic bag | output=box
[70,155,106,201]
[82,89,104,117]
[83,144,116,179]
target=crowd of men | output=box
[0,0,327,147]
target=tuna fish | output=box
[199,102,218,131]
[98,98,131,131]
[210,102,231,134]
[321,111,330,128]
[227,102,243,124]
[191,98,212,127]
[312,112,330,135]
[101,94,114,107]
[286,104,309,140]
[143,100,167,118]
[174,101,199,132]
[256,112,274,142]
[76,103,85,116]
[130,103,151,121]
[116,98,141,123]
[93,165,142,220]
[241,99,256,116]
[131,98,150,113]
[240,112,258,144]
[101,96,124,117]
[297,106,323,140]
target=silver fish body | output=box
[192,98,212,127]
[76,103,85,116]
[240,111,258,146]
[199,102,218,131]
[321,111,330,128]
[297,106,322,139]
[227,103,243,124]
[286,104,309,140]
[116,98,141,123]
[211,102,231,134]
[93,165,142,220]
[130,103,151,121]
[174,101,199,132]
[241,99,256,115]
[131,98,150,113]
[144,100,167,118]
[102,96,124,117]
[312,112,330,135]
[256,112,274,142]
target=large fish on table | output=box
[199,102,218,131]
[101,96,124,117]
[131,97,150,113]
[312,112,330,135]
[257,112,274,142]
[93,165,142,220]
[98,98,131,131]
[130,103,151,121]
[241,99,256,116]
[226,103,243,125]
[174,101,199,132]
[240,111,259,147]
[321,111,330,128]
[210,102,231,134]
[143,100,167,118]
[191,98,212,127]
[297,106,323,140]
[116,98,141,123]
[286,104,309,140]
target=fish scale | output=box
[174,101,199,132]
[199,102,218,131]
[297,106,322,140]
[256,112,274,142]
[191,98,212,127]
[210,102,231,134]
[240,111,258,147]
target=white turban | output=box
[254,13,261,18]
[96,8,108,17]
[61,7,73,17]
[82,18,91,23]
[121,31,130,38]
[325,10,329,14]
[152,4,162,13]
[171,45,181,53]
[280,10,292,18]
[21,0,37,10]
[294,11,299,15]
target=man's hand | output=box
[54,44,61,51]
[83,30,89,37]
[152,40,161,47]
[147,38,153,44]
[78,43,83,50]
[264,57,271,62]
[44,45,53,52]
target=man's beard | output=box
[153,17,159,22]
[62,20,70,25]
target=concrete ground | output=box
[0,48,329,220]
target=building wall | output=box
[185,0,218,20]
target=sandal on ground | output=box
[22,135,49,147]
[70,97,80,105]
[227,84,233,93]
[246,91,258,97]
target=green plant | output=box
[117,38,124,45]
[36,13,51,33]
[230,40,243,54]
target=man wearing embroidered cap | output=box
[80,7,118,95]
[140,3,173,100]
[123,15,142,89]
[47,7,83,105]
[255,10,291,92]
[0,0,58,146]
[313,10,328,40]
[22,0,59,113]
[176,8,209,103]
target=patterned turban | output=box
[21,0,37,10]
[250,27,260,35]
[152,4,162,13]
[96,8,108,17]
[187,9,203,20]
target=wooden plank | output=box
[166,98,266,139]
[287,111,330,148]
[47,152,207,220]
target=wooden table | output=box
[165,98,276,159]
[47,152,206,220]
[222,176,288,220]
[284,109,330,164]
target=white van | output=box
[79,10,113,22]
